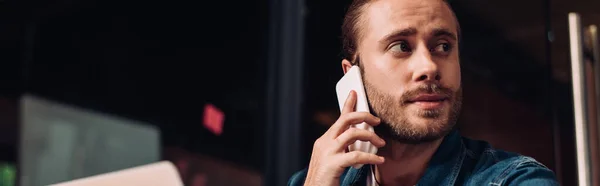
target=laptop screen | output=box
[19,95,160,186]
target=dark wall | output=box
[0,98,17,163]
[1,0,272,172]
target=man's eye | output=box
[432,43,451,53]
[390,41,411,53]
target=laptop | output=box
[50,161,183,186]
[19,94,161,185]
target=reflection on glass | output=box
[584,24,600,186]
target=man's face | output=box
[344,0,462,143]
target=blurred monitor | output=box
[19,94,160,186]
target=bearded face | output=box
[343,0,463,144]
[362,69,462,144]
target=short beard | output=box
[361,69,462,144]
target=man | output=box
[288,0,559,185]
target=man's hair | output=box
[341,0,369,63]
[341,0,460,64]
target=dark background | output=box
[1,0,599,185]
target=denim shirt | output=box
[288,130,559,186]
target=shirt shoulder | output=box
[460,137,559,185]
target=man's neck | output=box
[374,137,444,186]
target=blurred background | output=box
[0,0,599,185]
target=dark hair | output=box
[341,0,370,64]
[341,0,460,64]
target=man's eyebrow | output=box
[379,27,417,44]
[431,28,457,41]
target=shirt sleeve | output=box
[287,168,308,186]
[503,157,560,186]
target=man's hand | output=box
[303,91,386,186]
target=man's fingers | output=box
[338,151,385,167]
[341,90,357,114]
[328,112,380,136]
[335,128,385,151]
[343,112,381,127]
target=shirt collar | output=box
[416,129,465,186]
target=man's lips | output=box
[406,94,448,109]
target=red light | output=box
[203,103,224,136]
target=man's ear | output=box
[342,59,353,74]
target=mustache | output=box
[400,83,454,104]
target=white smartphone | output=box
[335,65,378,169]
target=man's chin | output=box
[384,129,447,144]
[407,104,448,118]
[378,116,453,144]
[407,114,446,124]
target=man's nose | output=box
[411,50,441,82]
